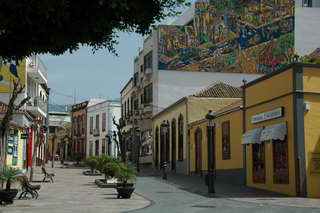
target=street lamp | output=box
[206,110,216,193]
[161,120,169,180]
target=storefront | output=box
[242,63,320,198]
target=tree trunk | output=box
[29,130,39,181]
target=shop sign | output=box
[252,107,283,124]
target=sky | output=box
[41,32,143,105]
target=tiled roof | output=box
[192,82,242,98]
[214,99,242,115]
[310,48,320,58]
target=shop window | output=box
[273,138,289,184]
[178,115,184,161]
[222,121,231,160]
[252,143,266,184]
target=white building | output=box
[86,100,121,158]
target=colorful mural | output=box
[158,0,295,73]
[0,58,26,92]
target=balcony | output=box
[26,96,47,117]
[27,55,48,84]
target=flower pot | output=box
[116,184,135,199]
[0,189,18,204]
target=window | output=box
[303,0,312,7]
[144,83,153,104]
[178,115,184,161]
[252,143,266,184]
[140,65,144,73]
[144,51,152,71]
[102,138,106,154]
[140,94,144,105]
[134,99,139,110]
[273,138,289,184]
[102,113,106,132]
[90,116,93,134]
[96,114,99,131]
[222,121,231,160]
[133,72,139,86]
[95,140,99,156]
[89,141,93,156]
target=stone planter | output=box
[94,179,117,188]
[0,189,18,204]
[83,170,101,176]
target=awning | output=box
[260,121,287,141]
[241,127,263,145]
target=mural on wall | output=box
[158,0,295,74]
[0,57,26,92]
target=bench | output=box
[19,176,41,199]
[41,167,55,183]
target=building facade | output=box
[86,100,120,158]
[152,82,242,174]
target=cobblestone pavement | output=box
[0,164,150,213]
[131,177,320,213]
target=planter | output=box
[83,171,101,176]
[116,184,135,199]
[0,189,18,204]
[94,179,117,188]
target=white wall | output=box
[86,101,121,157]
[295,8,320,56]
[153,70,262,114]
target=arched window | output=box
[155,126,159,168]
[178,114,184,161]
[165,120,170,162]
[171,118,177,171]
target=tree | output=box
[0,0,189,60]
[112,117,126,163]
[0,78,30,168]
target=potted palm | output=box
[83,156,100,176]
[95,155,119,187]
[0,167,24,204]
[115,163,136,199]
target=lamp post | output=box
[206,110,215,193]
[161,120,169,180]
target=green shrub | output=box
[84,156,98,173]
[115,163,136,186]
[96,155,120,182]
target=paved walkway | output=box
[136,165,320,209]
[1,164,150,213]
[132,177,320,213]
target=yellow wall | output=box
[188,97,240,123]
[246,68,293,107]
[303,94,320,198]
[245,95,296,196]
[153,100,187,163]
[0,59,26,92]
[189,109,243,173]
[303,67,320,92]
[6,129,24,170]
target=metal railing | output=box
[27,96,47,113]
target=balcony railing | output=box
[27,55,48,83]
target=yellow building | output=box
[6,125,26,170]
[152,82,241,174]
[243,63,320,198]
[189,100,244,184]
